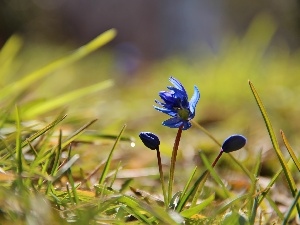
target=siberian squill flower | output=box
[221,134,247,153]
[154,77,200,130]
[139,132,160,150]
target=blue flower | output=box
[139,132,160,150]
[154,77,200,130]
[222,134,247,153]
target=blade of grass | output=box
[0,35,23,81]
[215,193,250,215]
[20,114,67,150]
[257,168,282,206]
[98,125,126,185]
[22,79,113,118]
[283,190,300,224]
[198,151,231,198]
[248,151,262,223]
[180,193,215,218]
[60,119,98,150]
[15,105,22,176]
[0,29,116,101]
[175,166,197,211]
[109,161,122,188]
[52,154,80,182]
[280,130,300,171]
[176,170,209,212]
[249,80,299,214]
[46,130,63,194]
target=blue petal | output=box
[162,117,191,130]
[169,77,187,93]
[154,106,177,117]
[167,87,188,100]
[181,121,192,130]
[162,117,183,128]
[189,85,200,117]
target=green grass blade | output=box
[249,81,299,214]
[198,151,231,198]
[52,154,80,182]
[257,168,282,206]
[98,124,126,185]
[22,79,113,118]
[265,194,284,220]
[15,105,22,175]
[20,114,67,149]
[248,151,261,222]
[60,119,97,150]
[283,190,300,224]
[175,166,197,212]
[215,193,249,215]
[280,130,300,171]
[180,193,215,217]
[0,35,23,81]
[0,29,116,101]
[176,170,209,212]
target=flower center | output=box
[177,108,189,120]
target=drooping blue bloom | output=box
[139,132,160,150]
[154,77,200,130]
[222,134,247,153]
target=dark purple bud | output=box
[139,132,160,150]
[222,134,247,153]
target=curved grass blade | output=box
[98,124,126,185]
[280,130,300,171]
[249,80,299,214]
[180,193,215,218]
[0,29,116,101]
[22,79,113,118]
[215,193,249,215]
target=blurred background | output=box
[0,0,299,185]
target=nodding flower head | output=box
[154,77,200,130]
[139,132,160,150]
[221,134,247,153]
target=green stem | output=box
[168,125,183,205]
[156,147,168,208]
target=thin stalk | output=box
[211,150,223,168]
[156,147,167,208]
[168,124,183,204]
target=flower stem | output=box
[211,150,223,168]
[156,147,168,208]
[168,124,183,205]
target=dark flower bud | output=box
[222,134,247,153]
[139,132,160,150]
